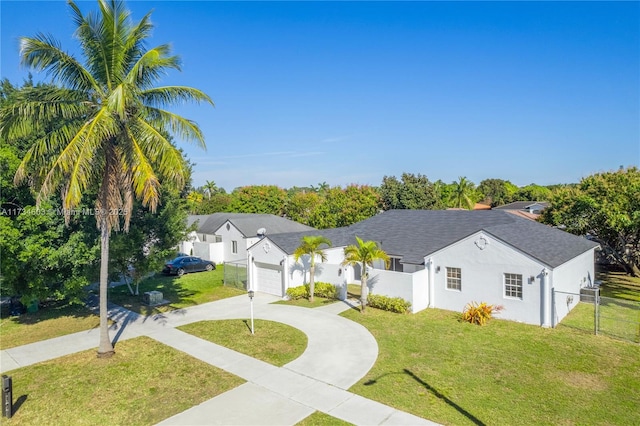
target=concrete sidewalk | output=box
[0,294,438,425]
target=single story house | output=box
[179,213,314,264]
[246,209,599,327]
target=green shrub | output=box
[313,282,339,299]
[461,301,504,325]
[286,285,308,300]
[367,294,412,314]
[286,282,339,300]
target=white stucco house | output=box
[179,213,314,264]
[246,210,599,327]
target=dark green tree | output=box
[540,167,640,276]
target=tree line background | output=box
[2,77,638,306]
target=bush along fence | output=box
[285,283,412,314]
[367,294,412,314]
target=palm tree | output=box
[0,0,213,357]
[202,180,218,200]
[341,236,389,312]
[293,235,332,302]
[450,176,476,210]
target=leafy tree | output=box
[1,79,99,304]
[308,185,381,228]
[229,185,287,215]
[515,184,552,202]
[1,0,212,357]
[379,173,441,210]
[192,192,233,214]
[285,191,322,226]
[477,178,519,207]
[293,235,332,302]
[540,167,640,276]
[341,236,389,312]
[448,176,477,210]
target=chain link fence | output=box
[223,260,247,290]
[555,288,640,344]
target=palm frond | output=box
[19,35,98,93]
[142,106,208,149]
[126,45,181,89]
[141,86,214,108]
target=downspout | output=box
[281,256,288,298]
[427,257,435,308]
[541,267,551,327]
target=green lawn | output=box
[598,269,640,301]
[178,319,307,366]
[342,307,640,426]
[296,412,353,426]
[0,302,101,349]
[4,336,244,425]
[108,265,245,315]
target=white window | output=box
[232,240,238,254]
[446,267,462,291]
[504,273,523,299]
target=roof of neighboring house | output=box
[494,201,549,211]
[189,213,314,237]
[263,210,598,269]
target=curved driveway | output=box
[156,292,378,390]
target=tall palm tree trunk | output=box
[360,263,367,312]
[309,264,315,302]
[98,206,114,357]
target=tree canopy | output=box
[540,167,640,276]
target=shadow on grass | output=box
[13,395,28,415]
[364,369,485,426]
[0,300,99,325]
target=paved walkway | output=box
[0,293,437,425]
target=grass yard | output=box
[0,302,100,349]
[4,336,244,425]
[296,412,353,425]
[342,307,640,426]
[108,265,245,316]
[178,319,307,366]
[598,268,640,301]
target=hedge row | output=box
[286,282,339,300]
[367,294,412,314]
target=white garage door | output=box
[255,262,283,296]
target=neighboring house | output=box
[494,201,550,220]
[247,210,599,327]
[179,213,314,264]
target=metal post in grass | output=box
[248,290,255,335]
[594,287,600,336]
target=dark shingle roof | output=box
[188,213,314,237]
[266,210,598,268]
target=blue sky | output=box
[2,1,638,192]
